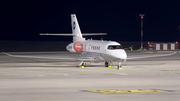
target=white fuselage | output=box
[66,40,127,62]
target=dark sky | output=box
[1,0,180,42]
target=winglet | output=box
[3,52,11,56]
[173,50,178,54]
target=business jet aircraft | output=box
[4,14,178,69]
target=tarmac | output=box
[0,50,180,101]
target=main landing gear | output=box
[105,61,122,69]
[105,62,111,68]
[79,61,86,68]
[79,61,122,69]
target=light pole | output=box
[179,26,180,49]
[139,14,145,50]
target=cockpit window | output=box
[107,45,123,50]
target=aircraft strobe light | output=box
[73,42,82,52]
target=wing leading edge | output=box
[3,53,95,61]
[127,50,178,59]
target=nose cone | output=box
[112,50,127,60]
[119,50,127,60]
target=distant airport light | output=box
[175,41,178,44]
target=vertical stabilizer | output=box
[71,14,85,42]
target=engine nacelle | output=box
[66,42,82,52]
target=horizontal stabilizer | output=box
[40,33,75,36]
[40,33,107,36]
[81,33,107,36]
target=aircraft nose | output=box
[115,50,127,60]
[120,50,127,60]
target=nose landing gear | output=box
[117,61,122,70]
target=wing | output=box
[127,50,178,59]
[3,53,95,61]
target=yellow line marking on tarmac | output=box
[147,92,170,95]
[0,61,16,63]
[163,70,180,71]
[86,89,169,93]
[119,69,149,71]
[0,61,6,62]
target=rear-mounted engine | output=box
[66,42,82,52]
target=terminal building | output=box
[148,42,178,50]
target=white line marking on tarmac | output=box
[116,73,128,75]
[89,74,103,76]
[38,75,45,77]
[61,74,70,76]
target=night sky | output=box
[1,0,180,42]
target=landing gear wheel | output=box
[105,62,108,67]
[83,62,86,67]
[79,61,86,68]
[105,62,111,68]
[117,61,122,69]
[117,66,122,70]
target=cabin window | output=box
[107,45,123,50]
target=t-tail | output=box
[40,14,107,42]
[71,14,85,42]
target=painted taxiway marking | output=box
[163,70,180,71]
[116,73,128,75]
[0,61,8,62]
[86,89,169,93]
